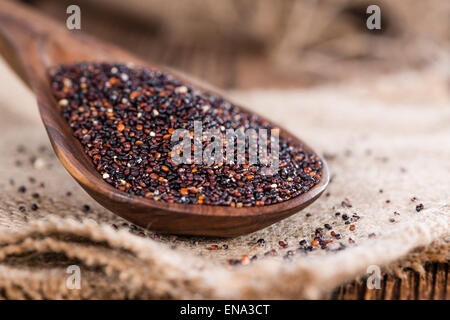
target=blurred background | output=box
[19,0,450,89]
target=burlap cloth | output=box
[0,56,448,299]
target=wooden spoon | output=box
[0,1,328,237]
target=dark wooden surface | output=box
[332,262,448,300]
[12,0,450,299]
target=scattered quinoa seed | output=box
[279,240,288,248]
[257,238,265,246]
[341,198,352,208]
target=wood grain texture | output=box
[0,0,328,237]
[332,263,448,300]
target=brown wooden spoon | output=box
[0,1,328,237]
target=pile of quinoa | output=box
[50,63,322,206]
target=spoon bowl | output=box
[0,1,328,237]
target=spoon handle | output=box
[0,1,55,89]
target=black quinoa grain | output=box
[82,204,90,212]
[18,186,26,193]
[31,203,39,211]
[50,62,322,207]
[32,192,40,199]
[18,205,26,212]
[257,238,265,246]
[228,259,240,265]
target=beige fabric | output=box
[0,57,448,299]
